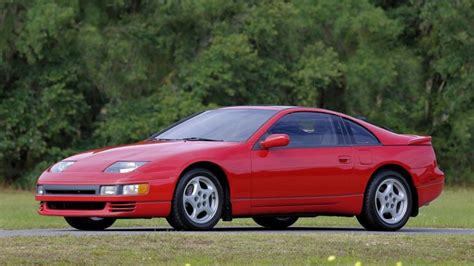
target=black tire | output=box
[168,168,224,230]
[357,170,412,231]
[64,217,116,231]
[166,216,183,231]
[253,216,298,229]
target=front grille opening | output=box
[47,202,105,210]
[45,189,96,195]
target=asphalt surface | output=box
[1,226,474,237]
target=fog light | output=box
[36,185,44,195]
[100,185,118,195]
[123,184,149,195]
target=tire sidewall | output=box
[174,168,224,230]
[368,170,412,230]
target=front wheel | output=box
[253,216,298,229]
[168,168,224,230]
[357,170,412,231]
[64,217,116,231]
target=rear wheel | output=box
[357,170,412,231]
[168,168,224,230]
[64,217,116,231]
[253,216,298,229]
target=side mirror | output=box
[260,134,290,149]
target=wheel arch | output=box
[367,164,419,217]
[179,161,232,221]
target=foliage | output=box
[0,0,472,187]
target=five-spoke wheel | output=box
[182,176,219,224]
[375,178,408,224]
[357,170,412,231]
[167,168,224,230]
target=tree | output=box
[0,0,472,187]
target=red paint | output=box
[36,106,444,219]
[260,134,290,149]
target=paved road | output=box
[1,227,473,237]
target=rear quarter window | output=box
[343,119,380,145]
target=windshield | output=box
[155,109,278,142]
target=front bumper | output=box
[37,199,171,218]
[35,178,176,218]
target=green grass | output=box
[0,234,473,265]
[1,187,473,230]
[1,188,473,265]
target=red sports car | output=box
[35,106,444,231]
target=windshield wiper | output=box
[181,137,223,142]
[153,138,179,141]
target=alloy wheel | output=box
[182,176,219,224]
[374,178,408,224]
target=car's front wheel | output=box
[357,170,412,231]
[64,217,116,230]
[253,216,298,229]
[167,168,224,230]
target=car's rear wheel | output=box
[253,216,298,229]
[64,217,116,231]
[357,170,412,231]
[167,168,224,230]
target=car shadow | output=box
[78,226,368,232]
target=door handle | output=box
[338,155,352,164]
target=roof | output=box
[219,105,298,111]
[218,105,349,115]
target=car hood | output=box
[60,140,241,173]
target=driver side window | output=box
[265,112,343,148]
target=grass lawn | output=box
[1,187,473,265]
[1,187,473,230]
[0,233,473,265]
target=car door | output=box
[342,118,382,194]
[251,112,355,210]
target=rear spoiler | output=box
[408,136,432,145]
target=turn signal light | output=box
[123,184,149,195]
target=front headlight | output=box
[50,161,75,173]
[100,185,118,195]
[104,161,148,173]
